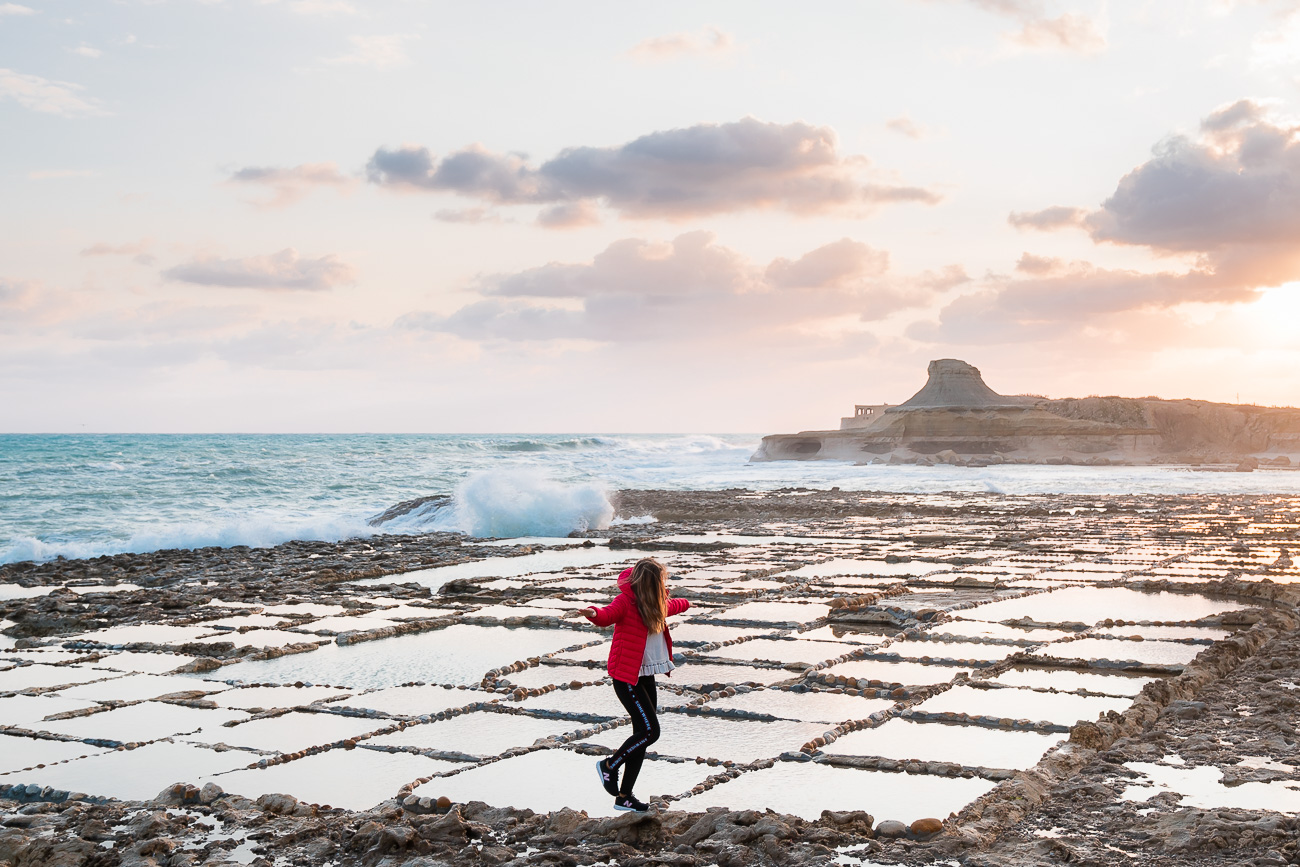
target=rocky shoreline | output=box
[1,488,1298,866]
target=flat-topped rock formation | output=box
[753,359,1300,467]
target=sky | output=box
[3,0,1300,433]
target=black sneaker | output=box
[613,794,649,813]
[596,758,619,796]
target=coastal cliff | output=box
[753,359,1300,467]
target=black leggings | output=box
[607,675,659,795]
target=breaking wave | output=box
[415,470,614,538]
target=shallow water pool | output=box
[674,762,996,822]
[826,717,1063,769]
[207,624,584,689]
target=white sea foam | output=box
[437,470,614,538]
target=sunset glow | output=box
[3,1,1299,432]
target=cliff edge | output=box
[753,360,1300,467]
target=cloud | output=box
[1015,252,1065,274]
[626,27,733,61]
[366,118,940,220]
[909,260,1262,345]
[81,239,156,266]
[536,201,601,229]
[885,116,927,139]
[0,3,36,15]
[325,34,415,68]
[1006,12,1107,53]
[226,162,355,208]
[0,68,105,117]
[940,1,1108,54]
[71,43,101,59]
[1084,100,1300,254]
[1008,205,1087,231]
[433,207,504,224]
[161,249,356,290]
[400,232,943,344]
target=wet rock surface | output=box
[0,488,1297,865]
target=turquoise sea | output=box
[3,433,1299,564]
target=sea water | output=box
[4,432,1300,564]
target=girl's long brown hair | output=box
[630,558,668,634]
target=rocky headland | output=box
[752,359,1300,469]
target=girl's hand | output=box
[578,607,598,619]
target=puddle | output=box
[706,689,895,724]
[467,605,570,621]
[796,625,890,645]
[1236,756,1294,773]
[1034,638,1203,666]
[261,602,348,617]
[669,623,775,644]
[675,762,996,822]
[513,686,628,718]
[190,711,386,754]
[992,666,1155,697]
[823,659,971,687]
[500,664,606,689]
[216,747,458,810]
[210,685,352,710]
[706,601,829,625]
[38,702,248,743]
[356,548,654,590]
[331,685,484,718]
[778,560,952,579]
[913,685,1131,726]
[0,664,115,693]
[204,614,291,630]
[0,741,255,800]
[0,733,109,774]
[1093,625,1231,641]
[296,616,402,634]
[54,673,228,703]
[66,625,220,646]
[208,625,584,689]
[66,584,143,595]
[672,663,797,687]
[1121,762,1300,811]
[965,588,1247,626]
[929,621,1074,643]
[579,715,828,763]
[826,718,1064,770]
[712,639,859,667]
[0,694,99,726]
[886,642,1015,663]
[366,711,582,757]
[0,585,53,601]
[196,629,326,650]
[552,643,611,664]
[480,537,609,547]
[414,749,710,816]
[88,652,197,674]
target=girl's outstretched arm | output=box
[585,595,626,627]
[667,598,690,617]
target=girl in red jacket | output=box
[580,557,690,813]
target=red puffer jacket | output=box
[585,567,690,685]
